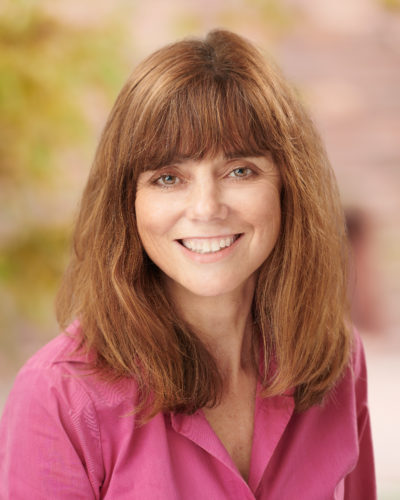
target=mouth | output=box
[177,234,242,254]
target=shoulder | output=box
[19,321,85,372]
[347,327,369,395]
[20,319,92,371]
[350,328,371,417]
[328,327,369,416]
[0,323,141,497]
[5,321,139,424]
[350,327,368,378]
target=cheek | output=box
[245,190,281,233]
[135,194,176,253]
[136,192,158,227]
[253,203,281,261]
[135,195,158,246]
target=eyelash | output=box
[151,166,255,189]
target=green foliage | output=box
[0,0,132,363]
[0,0,128,185]
[0,225,70,316]
[0,224,71,364]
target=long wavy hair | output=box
[56,29,351,420]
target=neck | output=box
[165,276,257,380]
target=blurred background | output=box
[0,0,399,496]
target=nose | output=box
[186,179,228,221]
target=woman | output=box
[0,30,375,499]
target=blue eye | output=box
[156,174,179,186]
[229,167,253,178]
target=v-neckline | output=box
[170,382,295,494]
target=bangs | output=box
[133,75,273,173]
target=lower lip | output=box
[175,235,243,263]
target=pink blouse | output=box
[0,322,376,499]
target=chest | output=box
[202,391,256,481]
[96,380,360,499]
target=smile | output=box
[178,234,241,254]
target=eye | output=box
[228,167,254,178]
[154,174,180,187]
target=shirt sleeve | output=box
[344,331,376,499]
[0,364,104,499]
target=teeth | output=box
[181,235,238,254]
[211,240,220,252]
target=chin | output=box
[175,275,254,299]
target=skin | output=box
[135,153,282,480]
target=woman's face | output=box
[135,153,281,299]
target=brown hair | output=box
[56,29,351,419]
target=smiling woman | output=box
[0,30,375,499]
